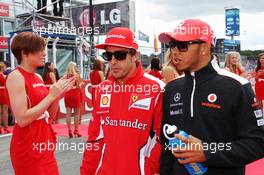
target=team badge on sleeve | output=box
[128,94,152,110]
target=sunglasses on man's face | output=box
[102,50,135,61]
[168,40,205,52]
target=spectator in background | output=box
[255,53,264,111]
[224,51,247,77]
[3,61,12,75]
[89,58,104,106]
[64,61,82,138]
[42,62,57,85]
[0,62,10,134]
[54,68,60,81]
[42,62,59,124]
[162,49,181,83]
[148,57,163,79]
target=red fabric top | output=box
[18,67,49,107]
[0,73,8,104]
[0,73,5,86]
[90,70,102,85]
[256,67,264,80]
[236,68,243,76]
[148,70,163,80]
[44,73,53,85]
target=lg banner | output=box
[71,0,135,35]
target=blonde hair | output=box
[65,61,78,78]
[0,62,6,72]
[163,49,180,75]
[224,51,245,73]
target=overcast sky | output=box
[95,0,264,52]
[134,0,264,51]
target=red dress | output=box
[255,67,264,100]
[64,75,82,108]
[90,70,102,106]
[0,73,8,104]
[148,70,163,80]
[7,67,59,175]
[44,73,53,85]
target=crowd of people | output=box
[0,18,264,175]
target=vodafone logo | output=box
[207,93,217,103]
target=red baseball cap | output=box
[96,27,138,50]
[159,19,215,46]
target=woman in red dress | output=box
[42,62,59,123]
[6,32,75,175]
[64,61,82,138]
[0,62,10,134]
[42,62,57,85]
[89,59,104,106]
[255,53,264,110]
[224,51,246,77]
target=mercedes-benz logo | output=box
[174,93,181,102]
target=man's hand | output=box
[171,134,207,164]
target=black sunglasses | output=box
[168,40,205,52]
[102,50,135,61]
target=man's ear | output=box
[200,43,211,56]
[131,52,139,63]
[21,50,27,58]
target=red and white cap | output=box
[96,27,138,50]
[159,19,215,46]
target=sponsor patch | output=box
[207,93,217,103]
[100,94,111,108]
[174,93,181,102]
[201,102,221,109]
[129,94,152,110]
[254,109,263,118]
[257,119,264,126]
[170,109,183,116]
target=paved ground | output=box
[0,113,91,175]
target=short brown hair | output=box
[11,32,45,64]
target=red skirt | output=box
[10,118,58,175]
[0,88,8,104]
[255,80,264,100]
[64,88,82,108]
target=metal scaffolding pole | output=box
[89,0,95,63]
